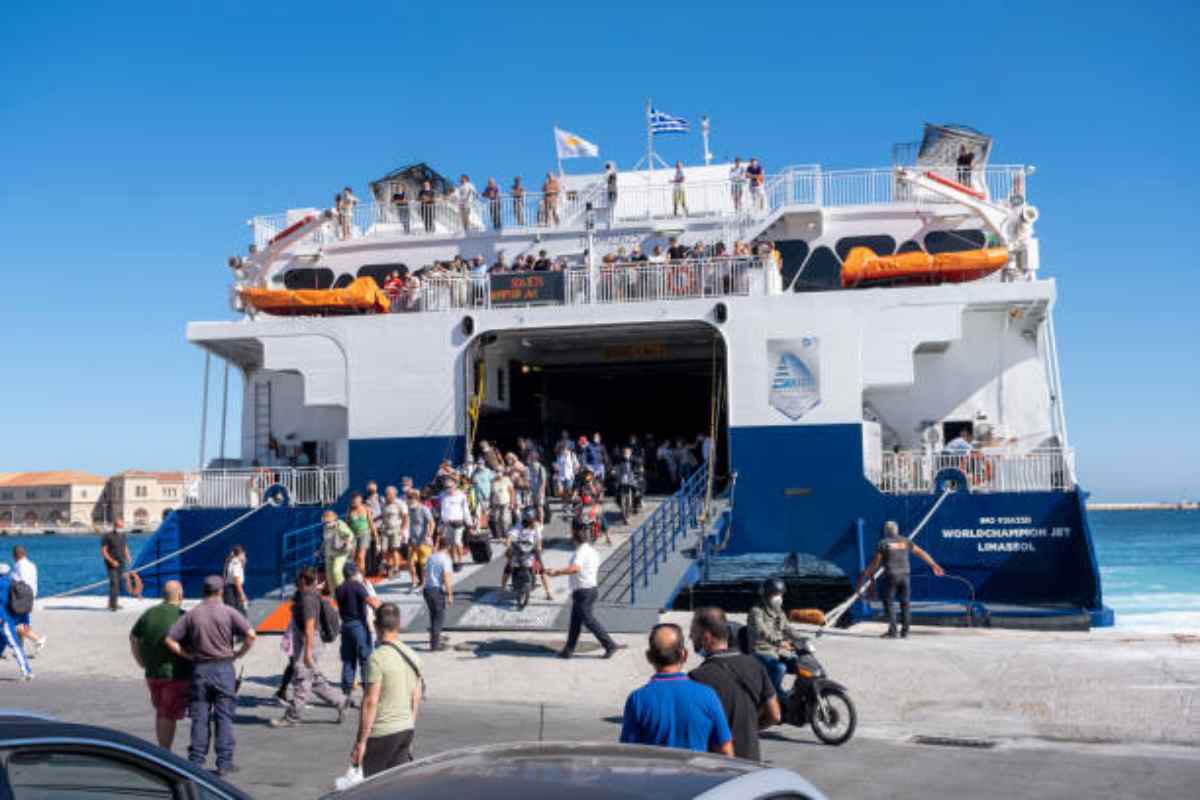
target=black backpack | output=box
[318,596,341,644]
[8,580,33,617]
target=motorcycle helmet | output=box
[520,506,537,526]
[761,577,786,599]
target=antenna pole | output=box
[646,99,654,179]
[702,115,713,165]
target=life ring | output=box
[960,452,993,486]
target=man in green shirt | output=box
[351,602,423,777]
[323,509,354,593]
[129,580,192,749]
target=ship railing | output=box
[386,256,773,313]
[247,165,1028,248]
[566,257,766,305]
[869,448,1076,495]
[184,465,347,508]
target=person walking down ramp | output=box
[856,520,944,639]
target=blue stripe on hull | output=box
[348,435,463,490]
[726,424,1106,614]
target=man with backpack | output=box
[271,566,350,727]
[11,546,45,656]
[688,607,780,760]
[351,602,424,777]
[0,564,33,681]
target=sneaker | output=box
[881,629,899,639]
[602,644,627,659]
[556,649,573,660]
[33,636,47,656]
[22,672,34,681]
[900,628,910,639]
[214,765,240,778]
[269,717,298,728]
[336,700,349,724]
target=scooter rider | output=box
[500,507,555,601]
[856,520,944,639]
[614,446,645,515]
[748,578,805,699]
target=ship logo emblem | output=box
[768,338,820,420]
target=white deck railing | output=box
[867,449,1076,495]
[249,165,1029,248]
[185,465,347,508]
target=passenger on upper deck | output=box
[511,176,526,226]
[418,181,436,233]
[605,162,618,222]
[672,161,688,217]
[391,190,410,234]
[746,158,764,210]
[542,171,561,226]
[483,177,502,230]
[730,157,746,211]
[456,175,477,232]
[337,187,358,240]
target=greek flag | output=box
[650,109,689,135]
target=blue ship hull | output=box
[137,423,1112,627]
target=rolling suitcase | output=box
[467,535,492,564]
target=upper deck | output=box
[247,163,1030,250]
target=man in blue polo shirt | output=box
[619,623,733,756]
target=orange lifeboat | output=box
[238,276,392,315]
[841,246,1008,288]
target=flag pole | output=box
[702,115,713,165]
[646,99,653,179]
[555,123,564,177]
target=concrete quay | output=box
[11,596,1199,798]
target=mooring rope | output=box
[46,503,270,599]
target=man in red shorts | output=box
[130,579,191,749]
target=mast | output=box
[646,99,654,179]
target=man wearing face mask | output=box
[748,578,804,699]
[689,607,780,760]
[323,509,355,594]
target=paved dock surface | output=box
[12,595,1200,798]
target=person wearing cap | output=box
[0,564,34,681]
[438,475,472,571]
[164,574,256,777]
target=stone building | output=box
[0,471,108,529]
[102,470,188,529]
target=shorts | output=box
[13,612,31,627]
[385,530,408,550]
[356,532,373,553]
[414,544,433,569]
[146,677,189,721]
[445,523,466,547]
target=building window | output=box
[81,489,88,499]
[25,489,36,499]
[0,491,11,501]
[135,486,148,498]
[50,488,65,499]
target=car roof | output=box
[330,741,781,800]
[0,716,249,799]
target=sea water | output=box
[5,511,1198,631]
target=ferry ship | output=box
[136,122,1113,629]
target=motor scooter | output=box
[734,624,857,745]
[509,538,537,610]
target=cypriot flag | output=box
[554,126,599,159]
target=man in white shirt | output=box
[729,156,746,211]
[11,546,45,656]
[437,477,472,572]
[944,429,974,454]
[456,174,477,232]
[547,528,621,659]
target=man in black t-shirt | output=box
[667,237,689,261]
[336,563,381,697]
[101,520,142,611]
[856,520,945,639]
[688,607,780,761]
[271,567,349,727]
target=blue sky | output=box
[0,1,1196,501]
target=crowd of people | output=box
[332,157,770,241]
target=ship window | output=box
[282,268,335,290]
[332,273,354,289]
[495,368,506,403]
[358,263,406,287]
[924,228,986,254]
[775,240,810,291]
[897,240,923,254]
[793,246,842,292]
[835,235,896,262]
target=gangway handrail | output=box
[618,462,709,606]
